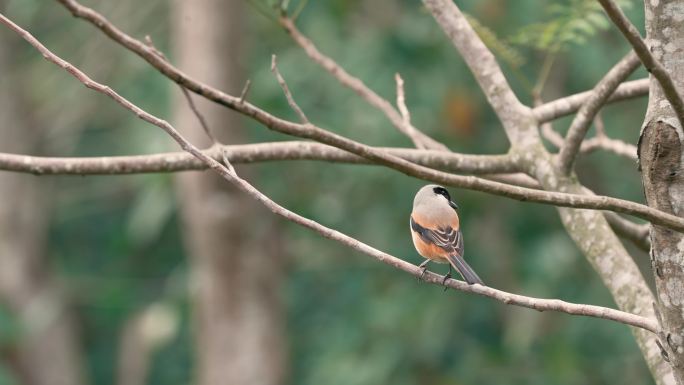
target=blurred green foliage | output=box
[0,0,654,384]
[510,0,634,52]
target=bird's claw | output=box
[417,259,430,281]
[418,266,428,281]
[441,273,452,291]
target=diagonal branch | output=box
[421,0,533,142]
[533,79,648,123]
[271,54,310,124]
[278,16,447,150]
[50,0,684,232]
[598,0,684,129]
[0,12,659,334]
[557,51,640,174]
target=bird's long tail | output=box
[446,253,483,285]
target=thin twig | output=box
[50,0,684,232]
[395,73,411,125]
[239,79,251,104]
[279,16,447,150]
[0,11,659,334]
[271,54,310,124]
[143,35,163,57]
[144,34,216,144]
[598,0,684,129]
[557,51,640,174]
[180,87,216,144]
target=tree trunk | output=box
[171,1,287,385]
[0,20,86,385]
[638,1,684,384]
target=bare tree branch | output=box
[581,136,638,161]
[239,79,251,104]
[0,142,517,175]
[0,10,659,335]
[422,0,534,142]
[598,0,684,129]
[482,173,540,189]
[542,118,638,162]
[179,86,216,144]
[278,16,447,150]
[533,79,649,123]
[557,51,640,174]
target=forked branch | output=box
[533,79,648,123]
[557,51,640,174]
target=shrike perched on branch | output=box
[410,184,483,285]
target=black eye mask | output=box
[433,186,459,211]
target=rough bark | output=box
[171,1,287,385]
[0,20,86,385]
[639,1,684,383]
[520,142,674,385]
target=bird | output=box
[410,184,483,285]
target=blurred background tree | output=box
[172,1,286,384]
[0,1,654,385]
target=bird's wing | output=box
[410,216,464,256]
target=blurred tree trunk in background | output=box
[172,1,287,385]
[0,16,86,385]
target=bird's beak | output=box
[449,201,459,211]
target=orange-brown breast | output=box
[411,210,459,232]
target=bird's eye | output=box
[432,186,451,200]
